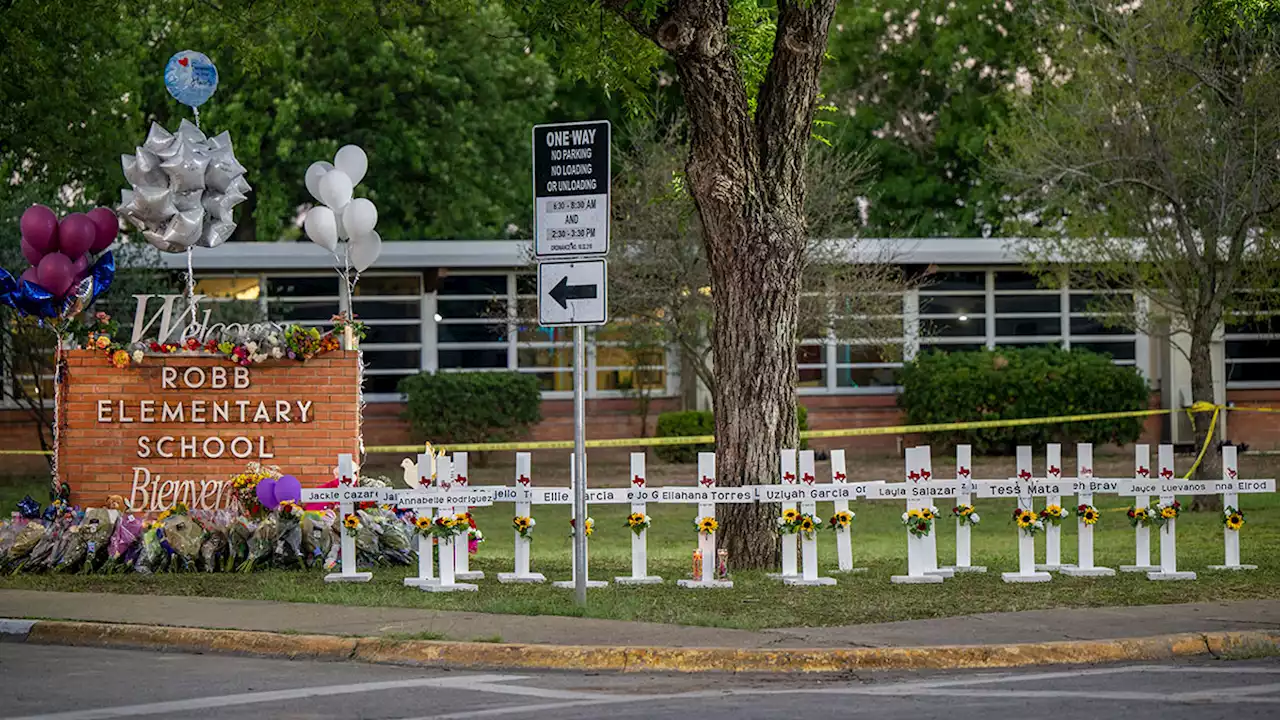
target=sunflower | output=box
[414,516,433,531]
[343,514,360,536]
[799,516,816,533]
[95,334,111,350]
[1226,513,1244,531]
[782,509,800,523]
[921,508,936,521]
[1016,510,1036,528]
[907,508,924,519]
[828,511,853,530]
[1082,508,1099,525]
[1160,506,1178,519]
[697,516,719,535]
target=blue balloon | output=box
[164,51,218,108]
[16,279,57,319]
[0,268,15,309]
[91,251,115,300]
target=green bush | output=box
[654,405,809,464]
[896,346,1150,455]
[398,371,542,445]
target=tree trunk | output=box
[647,0,836,568]
[1188,329,1223,510]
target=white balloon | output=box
[343,198,378,238]
[304,206,339,252]
[305,161,333,203]
[319,169,353,209]
[333,202,349,240]
[349,231,382,272]
[334,145,367,186]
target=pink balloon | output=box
[20,237,44,265]
[58,213,96,259]
[87,207,118,253]
[20,267,40,285]
[37,253,75,298]
[72,254,90,279]
[20,205,59,254]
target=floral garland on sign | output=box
[512,515,535,539]
[1013,507,1044,535]
[1076,504,1100,525]
[1127,505,1153,528]
[695,516,718,535]
[828,510,854,531]
[1223,506,1246,531]
[1039,503,1069,527]
[952,504,980,527]
[626,512,651,536]
[901,507,937,537]
[1150,500,1181,529]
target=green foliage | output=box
[654,406,809,464]
[897,347,1150,455]
[822,1,1057,236]
[398,371,542,445]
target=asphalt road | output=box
[2,644,1280,720]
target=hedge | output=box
[399,371,542,445]
[896,346,1150,455]
[654,405,809,464]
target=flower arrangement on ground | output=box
[626,512,651,536]
[1223,506,1246,531]
[1150,500,1181,529]
[1076,504,1100,525]
[901,507,937,537]
[569,517,594,538]
[1013,507,1044,535]
[229,463,282,518]
[1127,505,1152,528]
[828,510,854,531]
[1039,504,1069,527]
[512,515,535,539]
[776,508,802,534]
[343,513,360,537]
[695,516,718,535]
[952,504,980,527]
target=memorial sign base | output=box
[835,567,869,574]
[890,574,943,584]
[1036,563,1075,572]
[614,575,664,585]
[766,573,800,581]
[497,572,546,584]
[1119,564,1160,573]
[925,568,956,578]
[403,577,440,588]
[942,565,987,574]
[1207,564,1257,571]
[677,579,734,589]
[1002,571,1052,583]
[783,576,836,587]
[1147,570,1196,581]
[1060,566,1116,577]
[552,580,608,589]
[324,572,372,583]
[455,571,485,581]
[421,582,478,593]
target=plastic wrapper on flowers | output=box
[133,524,168,574]
[301,510,335,568]
[78,509,117,573]
[102,515,143,573]
[226,516,257,571]
[354,509,385,566]
[4,520,46,573]
[54,521,90,573]
[196,511,231,572]
[379,512,415,566]
[273,502,305,569]
[239,514,278,572]
[21,515,73,573]
[162,513,206,572]
[0,518,28,560]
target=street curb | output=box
[18,620,1280,673]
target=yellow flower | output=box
[111,349,130,369]
[697,517,719,534]
[1226,514,1244,531]
[1082,509,1099,525]
[1017,511,1035,527]
[95,334,111,349]
[921,509,936,521]
[907,508,923,519]
[415,516,433,530]
[800,517,816,532]
[343,514,360,529]
[959,506,974,516]
[1046,504,1063,516]
[782,509,800,522]
[1161,506,1177,519]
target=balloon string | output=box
[186,248,198,331]
[193,106,200,130]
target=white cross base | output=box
[615,452,663,585]
[678,453,734,589]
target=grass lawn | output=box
[2,464,1278,630]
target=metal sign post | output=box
[533,120,611,607]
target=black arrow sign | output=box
[548,275,598,309]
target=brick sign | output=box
[57,349,360,512]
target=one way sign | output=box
[537,259,608,326]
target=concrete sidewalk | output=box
[2,589,1279,649]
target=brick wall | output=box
[1225,390,1280,450]
[56,349,360,510]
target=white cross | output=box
[1059,443,1116,577]
[299,453,386,583]
[828,450,868,574]
[614,452,663,585]
[395,455,493,593]
[942,444,986,574]
[496,452,549,584]
[675,452,734,589]
[1208,445,1273,571]
[976,447,1050,583]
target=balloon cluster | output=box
[256,475,302,511]
[303,145,382,272]
[118,120,250,253]
[0,205,117,319]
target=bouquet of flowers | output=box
[273,501,305,569]
[377,510,415,565]
[626,512,651,536]
[355,509,386,565]
[54,522,90,573]
[1150,500,1181,529]
[952,504,980,527]
[568,517,594,538]
[101,515,143,573]
[229,463,282,519]
[1012,507,1045,535]
[3,520,46,573]
[197,513,230,573]
[695,516,718,535]
[77,509,116,573]
[797,513,820,538]
[0,518,28,565]
[239,514,279,572]
[1076,504,1100,526]
[828,510,854,531]
[301,510,336,568]
[162,509,206,572]
[512,515,535,539]
[25,515,74,572]
[133,522,168,574]
[1039,504,1069,527]
[1127,506,1153,529]
[776,508,802,535]
[1223,506,1246,531]
[901,507,937,537]
[227,516,258,571]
